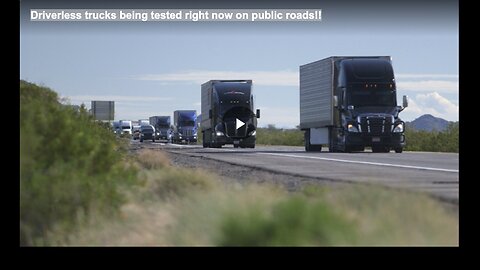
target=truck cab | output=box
[201,80,260,148]
[172,110,197,144]
[149,116,173,142]
[119,120,133,136]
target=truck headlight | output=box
[216,131,224,136]
[248,130,256,136]
[393,123,404,133]
[347,124,359,133]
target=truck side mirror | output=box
[403,95,409,108]
[333,95,338,108]
[209,109,212,119]
[256,109,260,118]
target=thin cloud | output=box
[63,95,174,103]
[396,74,458,79]
[397,80,458,93]
[256,106,299,128]
[134,70,459,93]
[134,70,298,86]
[402,92,458,121]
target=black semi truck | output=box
[201,80,260,148]
[149,116,172,141]
[300,56,408,153]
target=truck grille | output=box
[182,129,193,137]
[360,116,392,135]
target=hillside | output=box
[408,114,450,132]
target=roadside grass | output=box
[63,149,458,246]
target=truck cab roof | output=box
[338,58,395,84]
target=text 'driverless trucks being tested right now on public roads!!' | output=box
[201,80,260,148]
[300,56,408,153]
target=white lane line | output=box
[169,143,198,148]
[257,152,459,173]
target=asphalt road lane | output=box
[139,142,459,203]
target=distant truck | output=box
[149,116,172,141]
[201,80,260,148]
[138,119,150,126]
[300,56,408,153]
[172,110,198,144]
[119,120,133,135]
[112,121,121,134]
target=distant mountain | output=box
[407,114,450,132]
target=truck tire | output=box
[140,138,143,142]
[394,147,403,153]
[328,130,336,153]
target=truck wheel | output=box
[328,128,336,152]
[304,130,311,151]
[394,147,403,153]
[140,138,143,142]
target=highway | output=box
[138,142,459,203]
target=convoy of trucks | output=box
[111,55,408,153]
[300,56,407,153]
[200,80,260,148]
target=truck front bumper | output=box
[215,135,255,146]
[176,136,197,142]
[346,133,405,148]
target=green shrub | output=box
[217,195,356,246]
[405,123,458,152]
[20,80,136,245]
[256,126,304,146]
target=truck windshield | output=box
[348,84,396,107]
[179,120,195,126]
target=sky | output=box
[20,0,459,128]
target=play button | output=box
[236,118,245,130]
